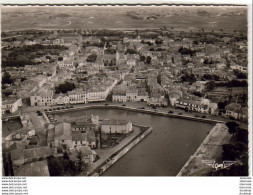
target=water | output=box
[53,108,214,176]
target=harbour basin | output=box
[53,108,214,176]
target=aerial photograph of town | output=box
[1,5,249,176]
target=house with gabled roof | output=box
[10,146,56,166]
[101,119,132,134]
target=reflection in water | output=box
[54,108,214,176]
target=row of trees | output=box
[202,74,221,81]
[140,55,152,64]
[216,80,248,88]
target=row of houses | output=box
[30,78,118,106]
[112,88,148,103]
[174,98,218,115]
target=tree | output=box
[20,77,26,82]
[146,56,152,64]
[226,121,240,137]
[218,102,227,110]
[235,129,248,144]
[86,54,97,63]
[47,156,64,176]
[2,89,13,97]
[140,55,146,62]
[2,72,14,85]
[55,82,75,94]
[58,56,63,61]
[181,73,197,83]
[222,144,237,161]
[155,39,163,45]
[125,48,137,54]
[46,56,52,60]
[205,81,216,91]
[193,40,199,45]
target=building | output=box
[68,90,87,104]
[72,131,96,149]
[58,60,75,70]
[53,94,69,105]
[2,98,22,114]
[4,128,35,149]
[147,94,168,107]
[112,92,127,102]
[224,103,247,121]
[101,120,133,134]
[47,121,97,149]
[71,121,98,132]
[175,98,218,114]
[10,146,56,166]
[30,90,54,106]
[47,122,72,149]
[126,89,138,102]
[68,146,97,164]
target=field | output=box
[1,6,247,33]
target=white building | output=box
[126,89,138,102]
[101,120,133,134]
[2,98,22,114]
[68,90,88,104]
[112,92,127,103]
[30,90,54,106]
[58,60,75,70]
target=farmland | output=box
[1,6,247,33]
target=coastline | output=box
[177,123,231,176]
[48,104,224,124]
